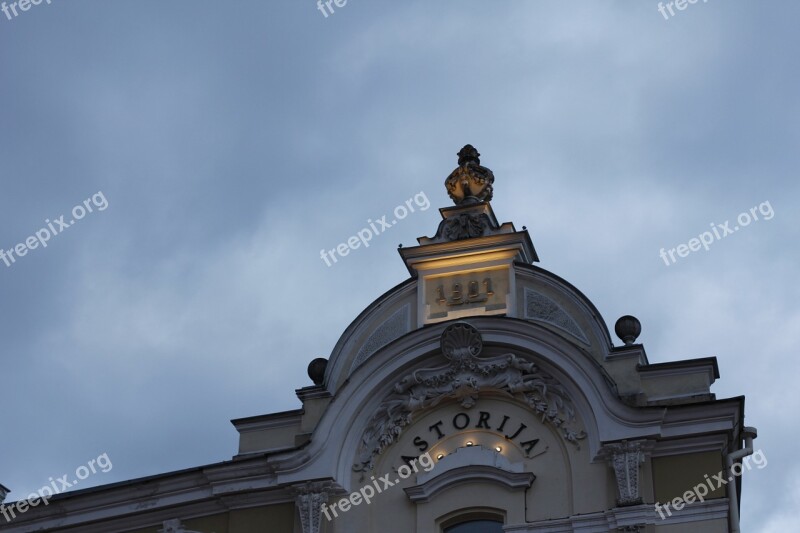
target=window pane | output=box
[444,519,504,533]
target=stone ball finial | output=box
[445,145,495,205]
[614,315,642,346]
[307,358,328,386]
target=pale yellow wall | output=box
[184,514,230,532]
[652,451,726,503]
[118,504,294,533]
[229,504,295,533]
[123,513,229,533]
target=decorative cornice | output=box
[353,322,586,472]
[651,434,728,457]
[0,456,288,533]
[295,386,332,402]
[504,503,651,532]
[231,410,303,432]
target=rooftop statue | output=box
[445,144,495,205]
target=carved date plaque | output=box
[423,267,510,323]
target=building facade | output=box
[2,146,756,533]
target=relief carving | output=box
[353,322,586,472]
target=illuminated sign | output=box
[401,407,542,466]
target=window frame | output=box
[441,510,505,533]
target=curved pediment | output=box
[323,263,621,396]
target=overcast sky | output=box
[1,1,798,531]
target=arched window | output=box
[444,519,504,533]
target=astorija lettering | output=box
[406,409,540,456]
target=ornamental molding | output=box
[293,481,340,533]
[600,440,655,507]
[405,446,535,503]
[503,500,730,532]
[441,212,494,241]
[353,322,586,473]
[423,206,511,244]
[524,288,589,344]
[350,304,411,372]
[405,464,534,503]
[503,503,653,532]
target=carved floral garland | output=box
[353,322,586,472]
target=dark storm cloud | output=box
[1,1,798,529]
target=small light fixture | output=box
[466,441,474,447]
[495,446,502,452]
[436,453,444,460]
